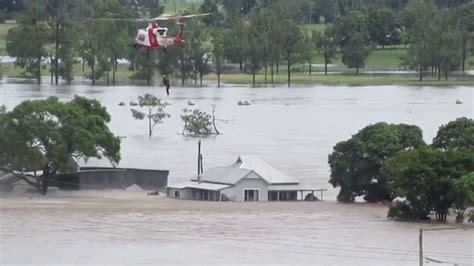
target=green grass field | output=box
[0,21,15,56]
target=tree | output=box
[0,96,121,194]
[180,105,223,135]
[188,23,211,86]
[225,18,248,72]
[431,9,462,81]
[132,49,159,85]
[432,117,474,151]
[200,0,226,27]
[211,28,226,88]
[341,32,372,75]
[93,0,133,85]
[280,20,303,87]
[6,0,48,84]
[401,1,436,81]
[335,11,372,75]
[367,7,401,48]
[314,26,338,75]
[328,123,425,203]
[314,0,336,24]
[46,0,79,84]
[181,108,213,135]
[455,3,474,73]
[300,31,316,76]
[452,173,474,221]
[383,147,474,221]
[131,94,171,137]
[258,9,280,85]
[246,15,264,87]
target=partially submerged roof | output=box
[268,185,327,191]
[194,166,253,185]
[77,155,167,172]
[168,181,230,191]
[234,156,299,185]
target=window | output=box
[174,190,181,198]
[244,189,260,202]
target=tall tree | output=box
[6,0,47,84]
[131,94,171,137]
[314,26,338,75]
[211,28,226,88]
[455,2,474,73]
[401,1,436,81]
[432,117,474,151]
[335,10,372,75]
[246,15,264,87]
[225,17,248,72]
[367,7,401,48]
[188,23,210,86]
[384,147,474,221]
[300,31,316,76]
[46,0,78,84]
[280,20,303,87]
[329,123,425,202]
[0,96,121,194]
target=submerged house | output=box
[167,156,325,202]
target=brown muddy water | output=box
[0,83,473,265]
[0,191,473,265]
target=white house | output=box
[167,156,325,202]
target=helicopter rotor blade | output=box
[90,18,146,22]
[149,13,212,21]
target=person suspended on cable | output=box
[163,75,171,96]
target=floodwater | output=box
[0,82,473,265]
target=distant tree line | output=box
[328,117,474,222]
[4,0,474,86]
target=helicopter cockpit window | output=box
[157,28,167,36]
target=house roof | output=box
[76,155,167,172]
[168,181,231,191]
[194,167,253,185]
[234,156,299,185]
[268,185,327,191]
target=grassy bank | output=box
[3,61,473,86]
[205,72,474,87]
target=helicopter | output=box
[134,14,211,52]
[94,13,210,53]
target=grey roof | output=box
[77,155,167,171]
[235,156,299,185]
[168,181,231,191]
[268,185,327,191]
[194,166,253,185]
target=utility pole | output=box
[197,140,201,175]
[419,228,423,266]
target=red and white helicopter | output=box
[133,13,211,52]
[95,13,210,53]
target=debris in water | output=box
[125,184,143,191]
[129,101,138,106]
[456,100,463,105]
[238,100,251,106]
[118,102,126,106]
[147,190,160,196]
[187,100,195,106]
